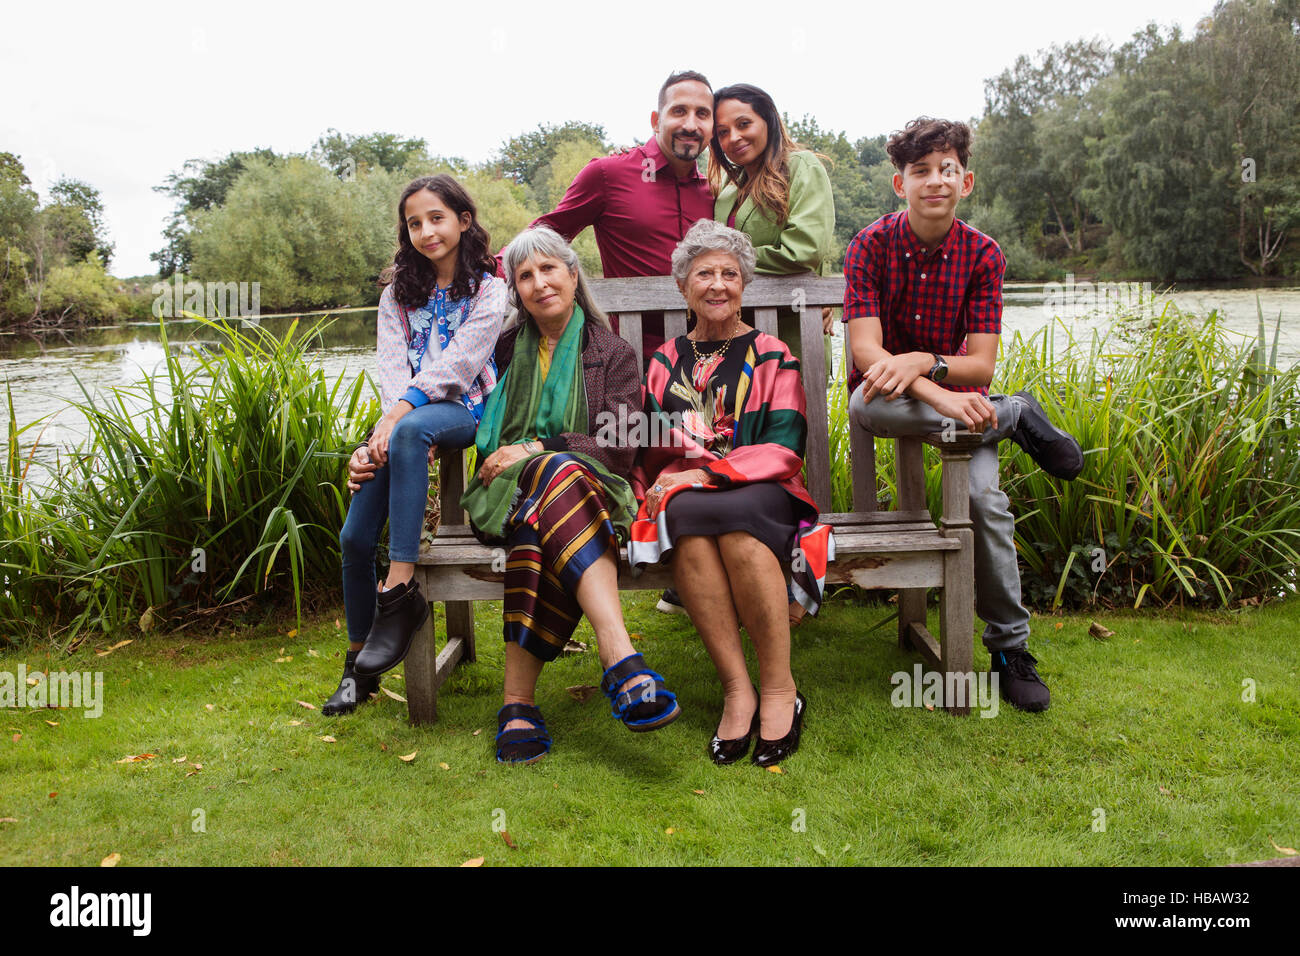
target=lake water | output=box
[4,283,1299,483]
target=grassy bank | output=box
[2,591,1296,866]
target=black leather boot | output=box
[352,579,428,678]
[322,649,380,716]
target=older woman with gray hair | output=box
[462,225,682,764]
[629,219,832,768]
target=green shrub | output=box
[0,317,378,645]
[828,300,1300,609]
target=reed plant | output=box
[827,299,1300,610]
[0,317,378,645]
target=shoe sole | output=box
[352,602,429,678]
[625,701,682,733]
[655,599,688,615]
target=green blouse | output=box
[714,150,835,275]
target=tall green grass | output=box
[1,318,378,646]
[828,300,1300,610]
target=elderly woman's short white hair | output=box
[670,219,756,286]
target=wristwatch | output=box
[926,352,949,383]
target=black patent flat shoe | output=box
[751,692,806,768]
[709,708,760,765]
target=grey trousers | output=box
[848,389,1031,652]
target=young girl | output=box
[324,174,506,715]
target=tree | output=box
[49,177,113,266]
[495,121,608,188]
[152,148,281,276]
[312,129,436,179]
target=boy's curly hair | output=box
[886,118,973,171]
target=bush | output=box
[828,300,1300,609]
[0,318,378,645]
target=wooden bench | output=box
[407,275,982,721]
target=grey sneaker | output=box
[1010,391,1083,480]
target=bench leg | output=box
[940,528,975,716]
[446,600,475,664]
[404,596,440,725]
[898,588,927,651]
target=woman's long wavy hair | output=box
[380,174,495,308]
[707,83,822,225]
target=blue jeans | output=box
[339,401,477,644]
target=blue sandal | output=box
[495,703,551,765]
[599,653,681,732]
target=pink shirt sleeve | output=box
[532,158,607,241]
[376,285,410,415]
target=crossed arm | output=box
[846,315,1001,432]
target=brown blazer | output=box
[493,318,641,478]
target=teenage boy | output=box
[842,117,1083,712]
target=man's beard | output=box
[671,135,702,160]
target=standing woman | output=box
[324,174,506,714]
[709,83,836,337]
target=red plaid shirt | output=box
[842,211,1005,396]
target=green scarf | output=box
[461,305,636,540]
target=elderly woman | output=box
[462,226,682,764]
[630,219,832,768]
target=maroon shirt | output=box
[534,137,714,278]
[843,210,1006,396]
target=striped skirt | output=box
[502,453,620,662]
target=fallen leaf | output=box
[0,817,17,823]
[296,701,316,710]
[48,792,57,799]
[287,720,303,727]
[439,762,450,770]
[274,656,293,663]
[460,857,484,867]
[398,750,418,763]
[108,639,132,651]
[286,629,298,639]
[307,649,319,657]
[566,684,600,702]
[191,763,202,770]
[1270,838,1298,856]
[101,853,120,867]
[561,639,587,655]
[379,743,388,751]
[44,720,58,727]
[204,704,214,712]
[26,676,38,687]
[319,735,336,743]
[114,753,157,763]
[1054,622,1063,630]
[334,618,341,629]
[278,647,285,655]
[500,830,517,849]
[139,607,155,632]
[1159,786,1172,796]
[665,827,675,835]
[766,765,784,775]
[471,729,482,737]
[924,703,935,711]
[172,756,188,763]
[1089,621,1115,640]
[381,687,407,703]
[692,789,705,795]
[185,770,199,778]
[11,733,19,743]
[629,632,644,642]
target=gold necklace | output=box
[689,316,742,365]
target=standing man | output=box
[531,70,716,357]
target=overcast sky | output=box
[1,0,1211,276]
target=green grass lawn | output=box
[2,591,1297,867]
